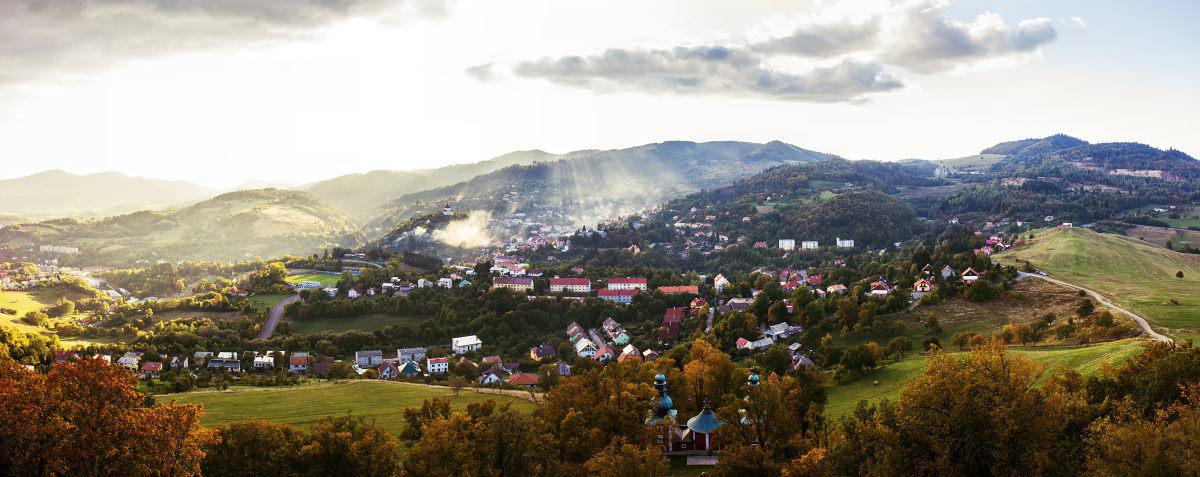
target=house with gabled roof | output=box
[961,267,980,283]
[507,373,540,388]
[426,357,449,374]
[607,277,648,290]
[594,345,615,362]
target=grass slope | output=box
[168,380,537,434]
[285,272,341,287]
[287,314,430,334]
[825,339,1147,419]
[996,227,1200,337]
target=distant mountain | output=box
[0,170,215,217]
[367,140,835,238]
[300,150,573,222]
[981,134,1087,158]
[0,189,361,263]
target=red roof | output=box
[289,356,308,365]
[507,373,540,386]
[428,357,448,364]
[658,285,699,294]
[493,277,533,286]
[607,277,647,284]
[663,307,686,324]
[550,277,590,286]
[140,361,163,372]
[597,289,639,297]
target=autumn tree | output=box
[582,439,669,477]
[1085,382,1200,476]
[537,360,658,464]
[201,420,307,476]
[682,338,745,412]
[297,415,400,477]
[715,370,827,463]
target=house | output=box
[492,277,534,292]
[962,268,980,283]
[913,278,934,293]
[868,280,893,297]
[426,357,449,374]
[657,285,699,295]
[217,351,238,360]
[764,322,793,340]
[753,241,768,248]
[398,361,422,377]
[549,277,591,294]
[437,277,453,288]
[54,351,76,364]
[643,349,660,361]
[826,284,848,295]
[941,265,957,279]
[377,362,399,379]
[921,264,934,276]
[194,351,213,364]
[618,344,643,363]
[594,345,615,362]
[208,358,241,373]
[482,355,503,366]
[801,240,819,250]
[311,357,334,376]
[452,335,483,354]
[479,370,504,385]
[355,350,385,368]
[836,237,855,249]
[737,337,774,350]
[417,278,433,288]
[574,338,597,358]
[713,274,731,293]
[597,288,638,304]
[168,356,189,370]
[140,361,163,379]
[391,348,424,364]
[778,239,796,251]
[725,297,755,312]
[253,354,275,370]
[607,277,648,291]
[507,373,540,388]
[289,354,309,373]
[530,345,557,360]
[117,355,139,371]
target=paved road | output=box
[257,294,300,340]
[342,259,384,269]
[1017,272,1171,343]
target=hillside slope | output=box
[0,189,361,263]
[0,170,215,217]
[368,140,834,236]
[996,227,1200,337]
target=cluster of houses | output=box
[566,318,654,364]
[773,238,854,251]
[493,274,703,306]
[347,334,562,388]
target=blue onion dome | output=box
[655,373,667,385]
[660,394,673,410]
[687,406,723,434]
[747,374,760,387]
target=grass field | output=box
[285,272,341,287]
[824,339,1148,419]
[167,380,538,434]
[286,313,431,334]
[0,288,92,333]
[244,294,292,312]
[995,227,1200,337]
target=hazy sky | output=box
[0,0,1196,188]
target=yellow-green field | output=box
[244,294,293,312]
[996,227,1200,338]
[167,380,538,434]
[285,272,341,287]
[824,339,1148,419]
[286,313,430,334]
[0,288,91,333]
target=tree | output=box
[1085,382,1200,476]
[1178,270,1185,280]
[1076,298,1095,317]
[886,336,912,358]
[202,420,307,476]
[582,439,668,477]
[682,339,743,411]
[298,415,400,477]
[710,443,780,477]
[0,356,216,476]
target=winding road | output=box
[1017,272,1171,343]
[257,294,300,340]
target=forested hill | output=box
[0,189,362,264]
[574,159,934,253]
[365,140,835,235]
[980,133,1088,158]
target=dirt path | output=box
[1018,272,1171,342]
[256,294,300,340]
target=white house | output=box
[549,277,591,294]
[452,335,483,354]
[253,355,275,370]
[397,347,427,363]
[437,277,453,288]
[417,278,433,288]
[778,239,796,251]
[355,350,384,368]
[836,237,855,249]
[801,240,819,250]
[713,274,731,293]
[492,277,534,291]
[426,357,449,374]
[574,338,597,358]
[607,277,648,291]
[961,267,980,283]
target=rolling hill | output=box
[0,189,361,263]
[995,227,1200,339]
[367,140,836,237]
[0,170,215,217]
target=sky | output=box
[0,0,1196,189]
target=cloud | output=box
[509,46,901,102]
[880,2,1057,73]
[487,0,1058,101]
[0,0,448,88]
[1070,16,1087,28]
[752,18,881,57]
